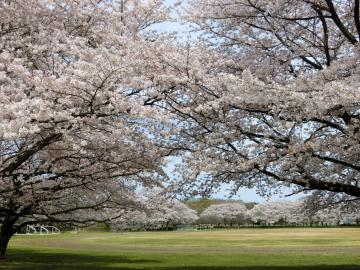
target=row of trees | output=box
[108,199,360,231]
[1,0,359,257]
[198,201,359,227]
[107,196,199,231]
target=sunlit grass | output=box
[2,228,360,269]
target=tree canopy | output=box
[150,0,360,203]
[0,0,171,256]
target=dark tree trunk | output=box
[0,215,18,258]
[0,233,12,258]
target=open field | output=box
[2,228,360,269]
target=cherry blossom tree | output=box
[248,201,305,226]
[159,199,199,226]
[149,0,360,203]
[0,0,172,257]
[302,193,360,225]
[199,203,248,226]
[108,194,198,231]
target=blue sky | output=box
[149,0,187,34]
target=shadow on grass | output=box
[1,249,359,270]
[161,267,360,270]
[1,249,158,270]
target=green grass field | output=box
[2,228,360,269]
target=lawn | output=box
[1,228,360,269]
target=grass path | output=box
[2,227,360,269]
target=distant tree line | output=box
[106,199,360,231]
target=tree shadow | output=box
[1,249,158,270]
[0,249,359,270]
[154,267,360,270]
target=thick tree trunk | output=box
[0,215,18,258]
[0,232,12,258]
